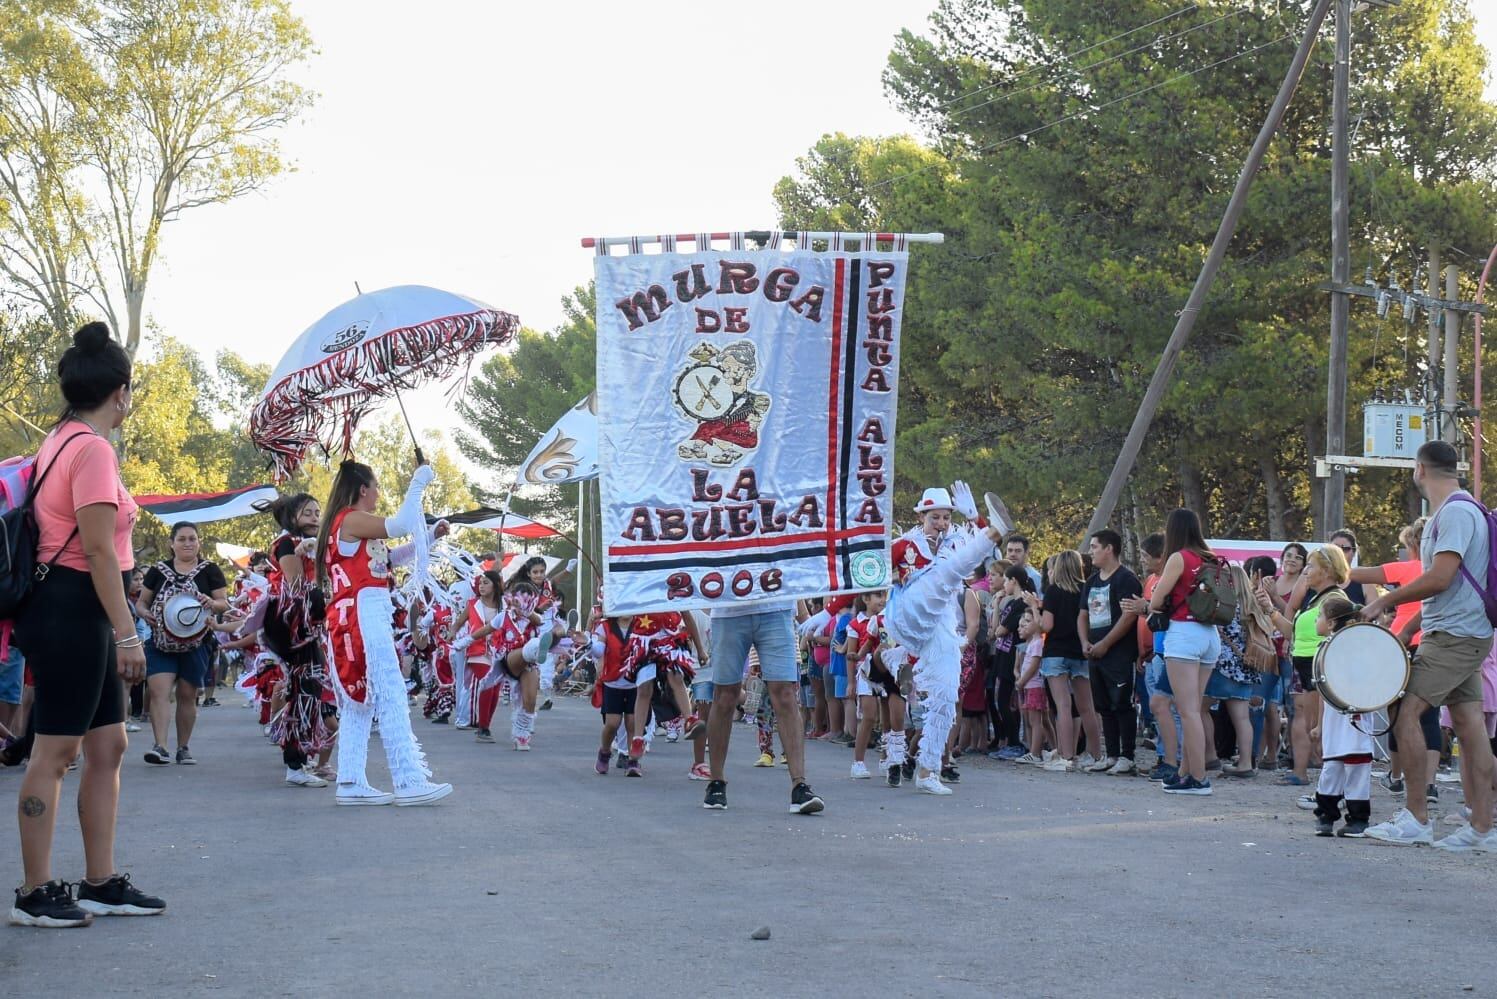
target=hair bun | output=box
[72,321,114,353]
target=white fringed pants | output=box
[336,588,433,791]
[885,529,993,774]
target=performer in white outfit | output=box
[883,482,1006,795]
[319,460,453,807]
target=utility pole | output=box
[1443,264,1461,443]
[1086,0,1334,539]
[1321,0,1352,540]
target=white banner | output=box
[517,393,599,486]
[596,249,905,616]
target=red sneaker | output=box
[682,714,707,740]
[629,736,646,760]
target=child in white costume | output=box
[883,482,1007,795]
[1312,592,1375,837]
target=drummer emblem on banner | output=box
[596,248,906,616]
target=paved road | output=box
[3,694,1494,997]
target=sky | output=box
[144,0,940,491]
[141,1,1497,492]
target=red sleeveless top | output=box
[323,508,392,703]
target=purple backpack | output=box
[1432,494,1497,627]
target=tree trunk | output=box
[1305,418,1325,540]
[1180,461,1210,536]
[1260,455,1288,539]
[125,282,146,358]
[1405,481,1423,524]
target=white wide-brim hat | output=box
[913,487,954,513]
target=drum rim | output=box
[162,592,209,640]
[1312,622,1410,713]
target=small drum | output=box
[1312,622,1410,713]
[161,592,210,644]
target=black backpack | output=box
[0,432,89,621]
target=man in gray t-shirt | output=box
[1362,441,1496,848]
[1417,493,1492,639]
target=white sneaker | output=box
[1041,756,1074,773]
[285,768,327,788]
[1107,758,1137,776]
[394,781,454,806]
[1041,749,1056,762]
[1366,807,1434,846]
[335,783,394,806]
[1087,756,1116,773]
[125,721,141,733]
[1014,753,1042,766]
[1432,822,1497,853]
[850,761,871,779]
[1295,794,1317,811]
[915,773,953,795]
[513,736,532,752]
[1077,754,1098,769]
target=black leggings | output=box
[1090,658,1137,760]
[993,663,1020,746]
[1387,701,1442,753]
[16,565,126,737]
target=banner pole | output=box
[580,231,944,251]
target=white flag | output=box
[517,393,599,486]
[595,248,905,616]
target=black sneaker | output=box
[175,747,196,766]
[887,765,902,788]
[940,766,961,783]
[144,745,169,765]
[900,761,915,782]
[1315,817,1335,836]
[1338,819,1369,838]
[431,713,449,725]
[9,881,92,928]
[702,780,727,810]
[76,873,165,917]
[1426,784,1439,804]
[790,782,824,815]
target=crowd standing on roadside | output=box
[8,326,1497,932]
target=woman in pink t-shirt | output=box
[11,323,163,928]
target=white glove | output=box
[951,480,978,521]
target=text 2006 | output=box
[666,569,784,601]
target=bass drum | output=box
[1312,622,1410,713]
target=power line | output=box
[947,4,1257,123]
[867,30,1298,196]
[935,3,1202,113]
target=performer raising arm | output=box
[317,460,452,807]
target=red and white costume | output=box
[325,468,444,799]
[620,611,696,685]
[422,601,456,720]
[475,594,542,744]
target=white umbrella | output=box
[250,285,519,478]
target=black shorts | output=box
[1388,700,1442,753]
[961,709,987,719]
[1292,656,1315,692]
[599,685,637,717]
[16,566,127,737]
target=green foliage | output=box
[0,0,316,351]
[776,0,1497,559]
[455,284,596,532]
